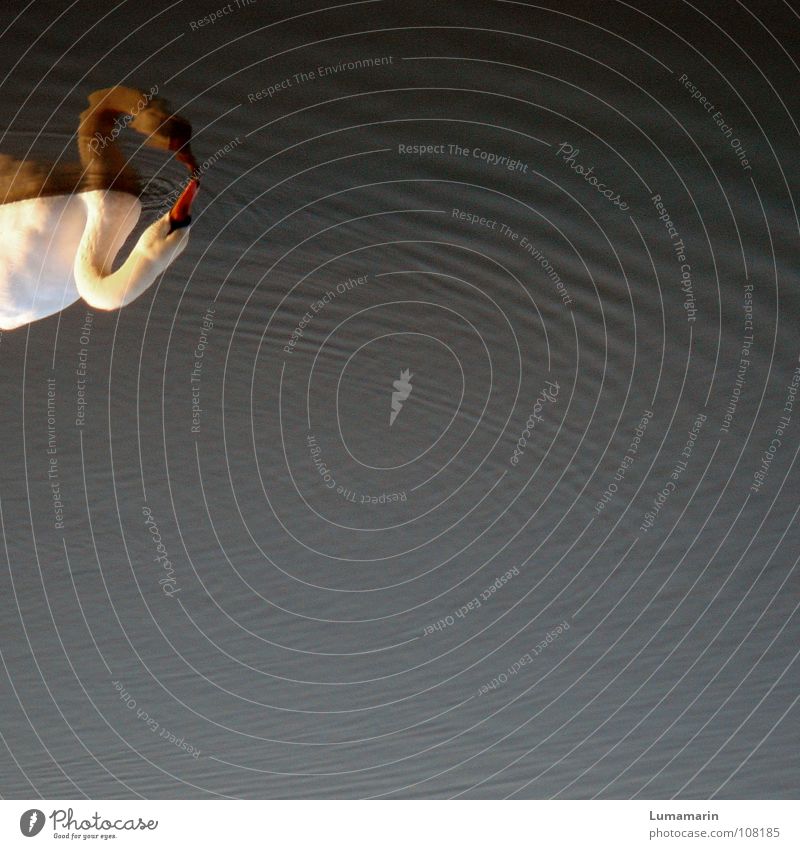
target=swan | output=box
[0,86,199,330]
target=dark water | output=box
[0,0,798,799]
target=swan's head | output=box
[137,179,199,268]
[130,97,197,171]
[137,215,190,270]
[80,88,198,173]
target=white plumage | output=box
[0,86,198,330]
[1,191,131,329]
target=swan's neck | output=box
[77,86,150,186]
[73,191,160,311]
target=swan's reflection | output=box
[0,87,199,330]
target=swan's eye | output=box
[167,215,191,234]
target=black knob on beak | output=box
[168,178,199,233]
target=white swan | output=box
[0,86,199,330]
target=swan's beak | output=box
[168,179,199,233]
[175,148,199,174]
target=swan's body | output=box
[1,191,140,329]
[0,86,197,330]
[0,193,89,329]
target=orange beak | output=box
[175,147,199,174]
[168,178,199,232]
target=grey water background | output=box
[0,0,798,799]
